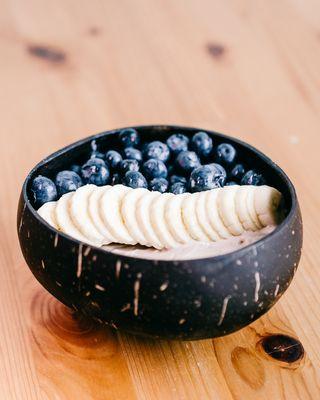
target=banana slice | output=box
[136,191,163,249]
[246,186,263,229]
[182,193,210,241]
[165,193,193,244]
[100,184,136,245]
[38,201,59,229]
[150,192,180,248]
[235,186,258,231]
[70,184,105,246]
[122,188,149,246]
[88,186,116,243]
[38,183,282,250]
[55,192,91,244]
[206,189,231,239]
[254,185,282,226]
[196,191,220,241]
[217,185,244,236]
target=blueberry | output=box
[215,143,236,165]
[123,147,143,163]
[208,163,227,181]
[70,164,81,175]
[90,151,104,160]
[123,171,147,189]
[191,131,213,157]
[119,159,140,175]
[55,170,83,196]
[176,151,201,174]
[170,182,186,194]
[166,134,189,154]
[189,164,226,192]
[230,163,245,182]
[142,159,167,179]
[31,175,57,207]
[241,170,265,186]
[105,150,122,170]
[81,158,110,186]
[143,141,170,162]
[225,181,237,186]
[90,140,104,159]
[149,178,169,193]
[111,173,121,185]
[119,128,139,147]
[169,175,187,185]
[90,139,98,152]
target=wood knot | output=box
[88,26,101,36]
[27,44,66,64]
[259,334,304,364]
[231,346,265,389]
[30,290,119,360]
[206,43,226,59]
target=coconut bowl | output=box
[17,125,302,340]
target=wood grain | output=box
[0,0,319,398]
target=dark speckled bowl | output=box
[17,125,302,340]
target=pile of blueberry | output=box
[31,128,266,207]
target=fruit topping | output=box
[119,128,140,147]
[230,163,246,182]
[166,133,189,154]
[215,143,236,165]
[170,182,187,194]
[143,141,170,162]
[123,147,143,164]
[176,151,201,174]
[241,170,266,186]
[119,159,140,175]
[149,178,169,193]
[38,183,282,249]
[105,150,122,170]
[81,158,110,186]
[32,128,267,208]
[170,175,187,185]
[55,170,83,196]
[31,176,57,207]
[191,131,213,157]
[189,164,226,192]
[123,171,148,189]
[143,159,168,180]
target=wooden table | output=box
[1,1,319,399]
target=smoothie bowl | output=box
[17,125,302,340]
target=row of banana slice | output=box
[37,184,282,249]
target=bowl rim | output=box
[21,124,299,263]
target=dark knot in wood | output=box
[206,43,226,59]
[260,334,304,363]
[27,44,66,64]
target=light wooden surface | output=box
[0,0,319,399]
